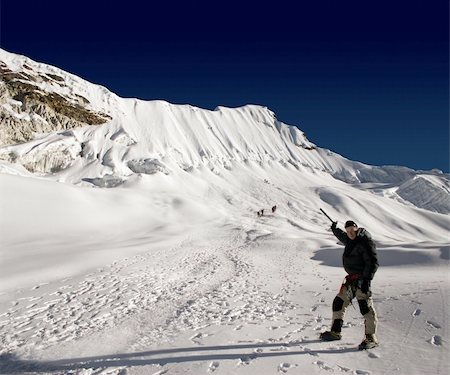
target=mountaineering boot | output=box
[358,334,379,350]
[319,331,342,341]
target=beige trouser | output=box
[332,282,378,335]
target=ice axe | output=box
[320,208,336,224]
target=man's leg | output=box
[356,289,378,336]
[321,283,352,340]
[331,283,352,333]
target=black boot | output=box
[331,319,343,333]
[320,319,343,341]
[319,331,342,341]
[358,334,379,350]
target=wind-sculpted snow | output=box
[20,138,81,174]
[396,176,450,214]
[127,159,170,175]
[1,48,448,215]
[82,174,125,188]
[355,165,417,184]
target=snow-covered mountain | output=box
[0,49,449,375]
[0,48,448,213]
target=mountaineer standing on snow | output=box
[320,220,379,350]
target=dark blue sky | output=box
[1,0,448,172]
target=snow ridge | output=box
[0,47,448,216]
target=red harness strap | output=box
[345,273,362,283]
[339,273,363,305]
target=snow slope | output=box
[1,48,448,201]
[0,49,449,375]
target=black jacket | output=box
[332,226,379,280]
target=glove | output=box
[360,279,371,294]
[331,221,337,230]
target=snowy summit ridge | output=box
[0,46,448,213]
[0,48,320,179]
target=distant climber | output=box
[272,205,277,213]
[319,220,379,350]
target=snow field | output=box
[0,162,448,375]
[2,232,446,375]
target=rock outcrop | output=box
[0,61,111,146]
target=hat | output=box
[344,220,357,228]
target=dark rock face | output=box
[0,62,112,146]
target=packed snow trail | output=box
[0,228,236,354]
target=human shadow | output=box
[440,245,449,260]
[0,340,359,374]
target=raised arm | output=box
[331,222,349,245]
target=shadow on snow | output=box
[0,340,359,374]
[312,246,442,268]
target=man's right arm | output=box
[331,223,348,245]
